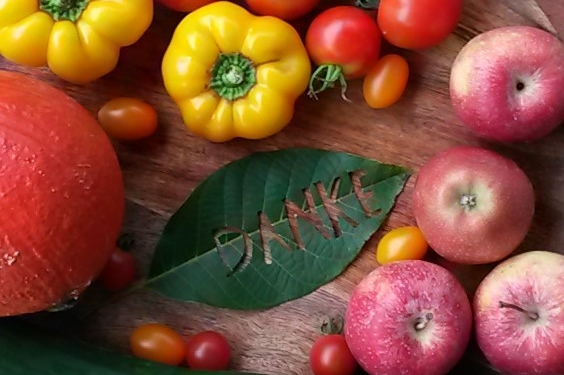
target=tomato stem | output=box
[498,301,539,321]
[308,65,351,102]
[355,0,380,10]
[320,315,344,335]
[40,0,90,22]
[210,53,256,101]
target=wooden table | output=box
[3,1,564,374]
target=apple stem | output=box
[498,301,539,321]
[414,312,434,331]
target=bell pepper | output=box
[161,1,311,143]
[0,0,153,84]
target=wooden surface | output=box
[5,1,564,374]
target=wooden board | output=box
[4,1,564,374]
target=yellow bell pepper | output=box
[161,1,311,143]
[0,0,153,84]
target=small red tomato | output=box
[156,0,216,12]
[130,323,186,366]
[376,226,428,264]
[245,0,320,20]
[98,247,136,292]
[377,0,464,50]
[305,6,381,99]
[310,334,357,375]
[97,97,158,141]
[185,331,231,370]
[363,54,409,109]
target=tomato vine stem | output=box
[308,64,351,102]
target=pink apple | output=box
[474,250,564,375]
[344,260,472,375]
[450,25,564,142]
[412,145,535,264]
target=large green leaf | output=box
[0,318,262,375]
[146,148,410,309]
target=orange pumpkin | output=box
[0,71,124,316]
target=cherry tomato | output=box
[156,0,216,12]
[363,54,409,109]
[377,0,464,50]
[185,331,231,370]
[130,323,186,366]
[305,6,381,99]
[97,247,136,292]
[376,226,428,264]
[97,97,158,141]
[245,0,320,20]
[310,334,357,375]
[306,6,381,79]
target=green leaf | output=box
[146,148,410,310]
[0,318,263,375]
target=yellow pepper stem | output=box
[210,53,256,101]
[40,0,90,22]
[308,64,350,102]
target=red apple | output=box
[412,145,535,264]
[450,25,564,142]
[344,260,472,375]
[474,250,564,375]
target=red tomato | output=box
[363,54,409,109]
[98,247,136,292]
[97,97,158,141]
[310,334,357,375]
[245,0,320,20]
[377,0,464,50]
[185,331,231,370]
[130,323,186,366]
[376,226,428,264]
[306,6,381,80]
[156,0,216,12]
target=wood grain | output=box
[4,1,564,374]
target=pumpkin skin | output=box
[0,71,124,316]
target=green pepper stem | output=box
[40,0,90,22]
[355,0,380,10]
[210,53,256,101]
[308,64,351,102]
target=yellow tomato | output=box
[376,226,428,264]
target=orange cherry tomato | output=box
[97,97,158,141]
[376,226,428,264]
[130,323,186,366]
[362,54,409,109]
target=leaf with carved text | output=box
[145,148,410,310]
